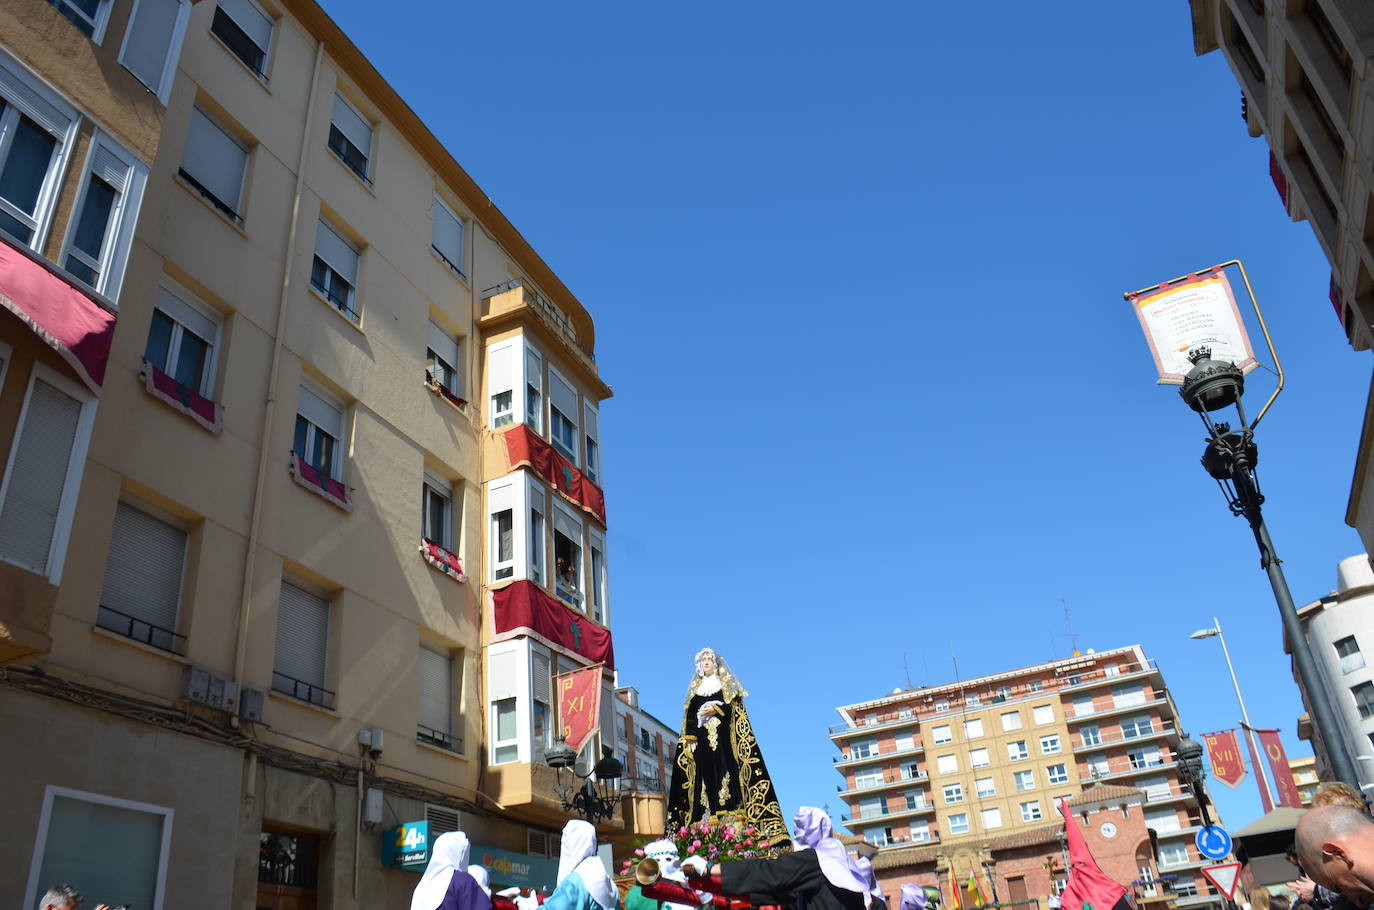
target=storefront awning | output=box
[0,240,116,394]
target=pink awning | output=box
[0,240,116,393]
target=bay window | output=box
[548,366,578,463]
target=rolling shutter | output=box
[274,581,329,688]
[219,0,272,51]
[417,646,452,736]
[314,220,358,285]
[121,0,183,94]
[182,108,246,212]
[427,320,459,370]
[297,385,341,437]
[548,369,577,422]
[0,56,73,137]
[100,501,186,633]
[432,198,463,267]
[0,378,83,573]
[330,94,372,156]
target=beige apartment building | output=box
[0,1,647,908]
[832,647,1222,910]
[1184,2,1374,558]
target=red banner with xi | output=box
[1256,728,1304,808]
[557,664,603,754]
[1203,730,1247,788]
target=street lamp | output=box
[1174,734,1214,827]
[546,741,624,824]
[1189,618,1274,808]
[1171,346,1360,789]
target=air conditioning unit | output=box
[184,667,239,714]
[239,688,265,722]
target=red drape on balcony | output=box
[502,424,606,524]
[493,580,614,668]
[0,240,115,393]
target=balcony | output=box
[1072,721,1180,753]
[847,800,937,824]
[841,770,930,795]
[487,759,628,831]
[829,708,921,739]
[481,280,598,376]
[835,742,923,767]
[865,832,939,848]
[0,562,58,664]
[1066,691,1171,723]
[1092,759,1179,783]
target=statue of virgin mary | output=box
[665,648,787,845]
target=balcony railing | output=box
[835,742,923,766]
[272,671,336,710]
[482,278,594,363]
[844,770,929,793]
[850,800,936,821]
[96,605,186,654]
[1073,721,1179,751]
[418,724,462,753]
[1066,690,1168,721]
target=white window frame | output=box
[1040,734,1061,754]
[980,807,1002,830]
[311,218,360,321]
[1046,763,1069,785]
[969,747,990,768]
[426,318,462,397]
[1032,704,1054,724]
[942,783,963,804]
[210,0,275,79]
[583,400,600,483]
[527,474,546,585]
[145,278,222,396]
[178,105,248,223]
[328,90,373,182]
[936,754,957,775]
[524,342,543,433]
[552,499,584,609]
[51,0,116,42]
[23,785,173,910]
[417,641,456,749]
[294,381,345,480]
[1014,769,1036,791]
[974,777,995,798]
[931,724,952,745]
[547,366,578,464]
[431,193,466,279]
[963,718,983,739]
[1337,635,1365,674]
[116,0,191,103]
[1020,800,1042,822]
[0,50,81,252]
[588,527,607,624]
[1007,740,1029,761]
[488,478,517,582]
[491,696,519,765]
[1001,710,1022,731]
[947,813,969,835]
[422,470,453,550]
[58,131,147,299]
[0,362,97,583]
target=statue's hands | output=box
[700,704,721,717]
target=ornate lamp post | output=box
[546,742,624,824]
[1174,734,1214,827]
[1174,347,1359,790]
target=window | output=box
[1032,704,1054,724]
[895,732,915,751]
[904,791,925,810]
[931,724,952,745]
[179,106,247,222]
[0,59,82,250]
[963,718,983,739]
[583,401,601,483]
[979,808,1002,829]
[553,505,583,608]
[1080,724,1102,747]
[1128,746,1163,770]
[96,501,186,652]
[145,282,220,395]
[1020,800,1042,822]
[1121,715,1155,739]
[273,580,331,707]
[1046,763,1069,784]
[23,786,172,910]
[489,480,516,581]
[1145,807,1181,833]
[1001,711,1022,731]
[491,696,518,764]
[1139,774,1172,801]
[64,135,145,298]
[328,92,372,181]
[0,365,95,582]
[947,813,969,835]
[118,0,189,102]
[1105,664,1121,677]
[934,700,949,713]
[1086,753,1110,778]
[1007,740,1028,761]
[1112,684,1147,708]
[975,777,995,798]
[857,796,884,819]
[531,649,552,761]
[998,686,1012,699]
[1158,842,1190,866]
[969,747,990,768]
[850,738,876,759]
[1337,636,1365,674]
[1040,734,1061,754]
[431,195,465,278]
[588,530,606,624]
[528,492,545,586]
[942,783,965,803]
[1174,883,1198,899]
[1029,679,1044,692]
[965,694,981,706]
[1354,681,1374,719]
[259,826,319,890]
[212,0,273,77]
[48,0,112,38]
[422,472,453,550]
[1066,674,1082,686]
[525,345,543,433]
[1014,769,1035,791]
[426,319,462,399]
[417,644,456,751]
[293,385,343,480]
[548,367,579,464]
[1073,696,1095,717]
[936,754,957,775]
[311,219,359,321]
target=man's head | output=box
[1296,805,1374,906]
[1314,782,1368,811]
[38,884,81,910]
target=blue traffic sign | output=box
[1196,825,1233,860]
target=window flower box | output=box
[424,371,467,411]
[289,451,352,511]
[421,538,465,582]
[140,359,223,434]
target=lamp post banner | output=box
[1128,271,1258,384]
[1202,730,1247,788]
[556,664,602,753]
[1255,728,1304,808]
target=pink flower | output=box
[691,839,702,850]
[679,827,689,837]
[635,848,645,856]
[745,827,756,835]
[743,839,753,847]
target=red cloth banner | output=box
[1203,730,1247,789]
[1256,728,1304,809]
[502,425,606,524]
[1243,728,1275,813]
[289,452,352,511]
[492,580,615,668]
[142,359,223,433]
[421,539,465,582]
[0,239,116,393]
[556,664,602,753]
[1058,797,1130,910]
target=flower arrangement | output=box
[618,819,785,879]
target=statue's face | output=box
[698,653,717,675]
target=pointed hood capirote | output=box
[791,807,872,908]
[412,832,473,910]
[557,819,616,910]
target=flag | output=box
[966,872,987,908]
[948,872,962,910]
[1241,728,1275,813]
[1255,727,1304,809]
[1202,730,1247,788]
[556,664,603,752]
[1058,798,1131,910]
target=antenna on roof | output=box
[1063,599,1080,656]
[903,651,914,690]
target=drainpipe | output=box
[231,39,326,693]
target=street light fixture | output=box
[1173,346,1359,790]
[1189,618,1275,808]
[546,741,624,824]
[1174,734,1214,827]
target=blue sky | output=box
[320,2,1371,832]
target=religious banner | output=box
[1127,270,1258,384]
[1243,729,1275,813]
[492,580,615,668]
[502,424,607,524]
[556,664,602,753]
[1202,730,1247,788]
[1256,728,1304,809]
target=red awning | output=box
[493,580,615,668]
[0,240,116,393]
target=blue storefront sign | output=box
[473,843,560,892]
[384,821,430,870]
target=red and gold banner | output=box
[1256,728,1304,809]
[557,664,602,753]
[1202,730,1247,789]
[502,425,607,524]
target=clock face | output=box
[1100,822,1118,839]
